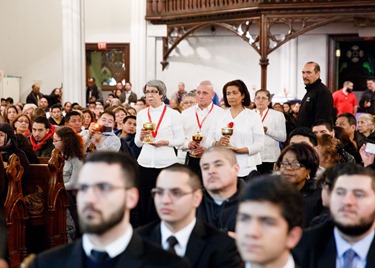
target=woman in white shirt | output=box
[135,80,184,224]
[254,89,286,174]
[206,79,264,180]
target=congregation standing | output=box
[0,61,375,268]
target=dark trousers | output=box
[137,165,162,226]
[256,162,275,175]
[185,154,202,182]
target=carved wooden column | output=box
[259,14,269,90]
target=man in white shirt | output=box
[138,164,241,268]
[236,175,303,268]
[30,152,189,268]
[294,163,375,268]
[181,80,223,176]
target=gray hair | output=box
[143,80,167,97]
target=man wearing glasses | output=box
[30,152,189,268]
[137,164,241,268]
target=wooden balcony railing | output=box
[146,0,373,23]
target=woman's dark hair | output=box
[4,105,19,124]
[276,143,320,178]
[82,108,95,121]
[55,126,84,160]
[317,134,341,165]
[222,79,251,107]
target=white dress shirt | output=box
[206,108,264,177]
[160,218,196,257]
[255,108,286,162]
[181,103,224,150]
[135,103,185,168]
[82,225,133,259]
[245,254,296,268]
[334,227,375,268]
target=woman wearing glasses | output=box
[12,113,32,137]
[135,80,184,225]
[206,79,264,181]
[276,143,323,227]
[253,89,286,174]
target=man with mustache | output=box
[333,81,357,116]
[294,163,375,268]
[30,152,189,268]
[298,61,334,128]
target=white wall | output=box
[0,1,363,104]
[0,0,62,102]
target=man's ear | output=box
[286,226,303,250]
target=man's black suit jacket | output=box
[137,219,241,268]
[30,232,190,268]
[293,220,375,268]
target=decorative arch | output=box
[161,14,360,89]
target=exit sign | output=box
[98,42,107,50]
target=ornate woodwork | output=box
[146,0,375,90]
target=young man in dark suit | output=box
[30,152,189,268]
[236,175,303,268]
[137,164,241,268]
[294,163,375,268]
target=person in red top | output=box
[332,81,357,115]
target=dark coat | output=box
[298,79,334,128]
[30,232,190,268]
[137,219,241,268]
[26,92,44,106]
[293,220,375,268]
[196,181,244,233]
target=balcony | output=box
[146,0,375,25]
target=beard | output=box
[346,88,353,93]
[333,210,375,236]
[79,203,126,235]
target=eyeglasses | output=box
[254,97,269,101]
[151,187,197,201]
[183,101,196,105]
[74,182,129,196]
[145,90,159,95]
[53,139,62,143]
[279,161,304,170]
[17,120,29,124]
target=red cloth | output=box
[29,124,55,151]
[332,89,357,115]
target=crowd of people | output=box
[0,61,375,267]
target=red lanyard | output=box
[195,104,214,130]
[148,105,167,138]
[261,108,270,123]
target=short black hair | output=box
[32,116,51,129]
[288,127,317,146]
[222,79,251,107]
[337,112,357,126]
[328,163,375,192]
[50,103,63,111]
[312,119,333,132]
[123,115,136,124]
[239,175,304,230]
[65,111,82,122]
[84,151,139,189]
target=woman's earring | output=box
[306,174,310,180]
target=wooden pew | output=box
[4,154,27,268]
[23,148,68,254]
